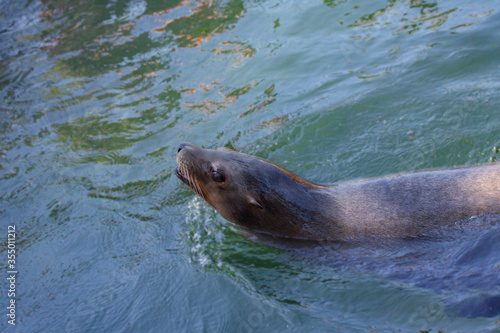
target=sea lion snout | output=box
[177,142,201,154]
[176,143,205,176]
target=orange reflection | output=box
[152,0,245,48]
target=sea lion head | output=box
[175,142,325,237]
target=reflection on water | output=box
[185,195,500,328]
[1,0,500,332]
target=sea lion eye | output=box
[211,170,225,183]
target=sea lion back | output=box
[330,164,500,237]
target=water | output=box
[1,0,499,331]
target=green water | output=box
[1,0,499,332]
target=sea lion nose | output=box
[178,143,188,153]
[177,142,202,154]
[178,142,198,153]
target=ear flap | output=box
[246,195,264,210]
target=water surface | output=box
[1,0,499,332]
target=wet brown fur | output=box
[176,143,500,240]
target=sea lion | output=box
[175,142,500,240]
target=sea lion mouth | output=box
[175,164,205,199]
[175,167,188,184]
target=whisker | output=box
[191,173,201,196]
[193,177,204,199]
[178,162,205,198]
[186,169,201,197]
